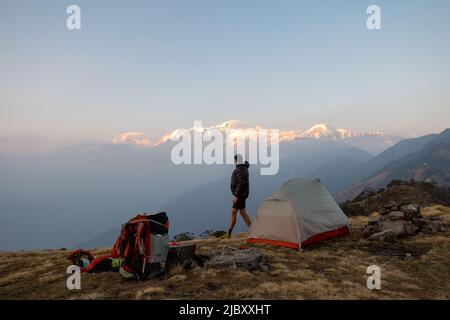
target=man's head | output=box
[234,154,243,165]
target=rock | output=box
[193,253,212,267]
[404,221,419,235]
[363,224,379,238]
[172,232,196,241]
[167,244,197,269]
[368,230,396,243]
[419,220,445,233]
[430,220,445,232]
[380,219,407,237]
[384,211,405,220]
[384,201,398,211]
[400,204,422,219]
[410,217,445,233]
[259,264,269,272]
[205,247,266,271]
[362,200,443,242]
[210,230,227,238]
[222,245,238,255]
[411,217,429,227]
[383,201,395,209]
[419,225,435,234]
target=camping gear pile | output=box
[112,212,170,280]
[68,212,170,280]
[247,178,349,250]
[67,249,120,273]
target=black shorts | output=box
[233,197,247,209]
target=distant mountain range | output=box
[114,121,401,155]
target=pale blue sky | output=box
[1,0,450,149]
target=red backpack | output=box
[111,212,169,280]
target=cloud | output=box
[112,132,152,147]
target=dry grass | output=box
[1,206,449,300]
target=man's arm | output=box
[234,169,246,197]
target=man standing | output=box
[227,154,251,238]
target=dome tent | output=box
[247,178,349,250]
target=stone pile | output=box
[167,244,268,272]
[363,202,445,242]
[202,245,268,271]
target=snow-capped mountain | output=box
[113,121,401,154]
[299,123,385,140]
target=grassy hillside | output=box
[1,206,449,300]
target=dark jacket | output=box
[230,161,250,198]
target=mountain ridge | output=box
[113,121,401,154]
[336,129,450,203]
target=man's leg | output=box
[239,208,252,228]
[228,208,238,236]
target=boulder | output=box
[404,221,419,236]
[363,224,379,238]
[379,207,390,216]
[222,245,238,255]
[380,219,407,237]
[205,247,267,271]
[418,219,445,233]
[368,230,396,243]
[400,204,422,219]
[384,201,399,211]
[384,211,405,220]
[167,244,197,269]
[411,217,429,227]
[430,220,445,232]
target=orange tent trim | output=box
[247,225,349,250]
